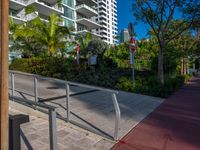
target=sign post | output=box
[128,23,136,87]
[0,0,9,149]
[76,43,80,65]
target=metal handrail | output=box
[9,95,57,150]
[9,95,56,110]
[9,70,121,140]
[9,70,119,94]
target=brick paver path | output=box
[9,105,115,150]
[112,75,200,150]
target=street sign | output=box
[76,44,80,53]
[130,37,136,52]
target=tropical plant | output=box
[75,32,92,57]
[11,13,71,56]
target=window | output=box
[63,6,74,19]
[63,0,74,8]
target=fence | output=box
[9,70,121,141]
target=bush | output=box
[10,57,192,98]
[9,57,73,79]
[115,74,192,98]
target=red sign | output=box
[130,37,136,52]
[76,44,80,53]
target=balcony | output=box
[76,0,97,7]
[76,4,97,18]
[40,0,57,5]
[10,15,26,24]
[9,0,27,10]
[76,30,102,39]
[76,17,101,30]
[28,0,63,16]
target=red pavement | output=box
[112,75,200,150]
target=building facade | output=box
[120,28,130,43]
[95,0,118,44]
[9,0,118,44]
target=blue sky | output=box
[117,0,150,39]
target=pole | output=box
[0,0,9,149]
[131,51,135,87]
[128,23,136,87]
[130,37,136,87]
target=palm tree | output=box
[12,13,71,56]
[75,32,92,57]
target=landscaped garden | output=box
[9,2,200,98]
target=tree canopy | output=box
[131,0,200,84]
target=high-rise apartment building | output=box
[95,0,118,44]
[9,0,118,44]
[120,28,130,43]
[9,0,63,23]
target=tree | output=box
[132,0,200,84]
[12,13,71,56]
[85,39,108,56]
[75,32,92,57]
[85,39,108,67]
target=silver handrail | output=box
[9,95,57,150]
[9,70,121,140]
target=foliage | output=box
[10,13,71,56]
[85,39,108,56]
[9,57,73,79]
[9,57,192,98]
[131,0,200,84]
[75,32,92,57]
[116,74,191,97]
[105,42,130,68]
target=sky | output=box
[117,0,150,39]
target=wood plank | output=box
[0,0,9,149]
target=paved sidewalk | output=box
[9,102,115,150]
[9,72,164,140]
[112,75,200,150]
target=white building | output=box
[95,0,118,44]
[9,0,118,44]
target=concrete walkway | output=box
[9,72,164,140]
[9,101,115,150]
[112,75,200,150]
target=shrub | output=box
[10,57,192,98]
[9,57,73,79]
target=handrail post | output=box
[11,73,15,101]
[34,77,38,109]
[9,114,29,150]
[49,109,57,150]
[66,83,70,122]
[111,93,121,141]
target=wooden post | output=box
[0,0,9,149]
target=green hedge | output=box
[10,57,192,98]
[115,74,192,97]
[9,57,73,79]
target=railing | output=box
[11,0,28,4]
[9,93,57,150]
[9,114,30,150]
[37,0,63,12]
[9,70,121,141]
[76,4,97,14]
